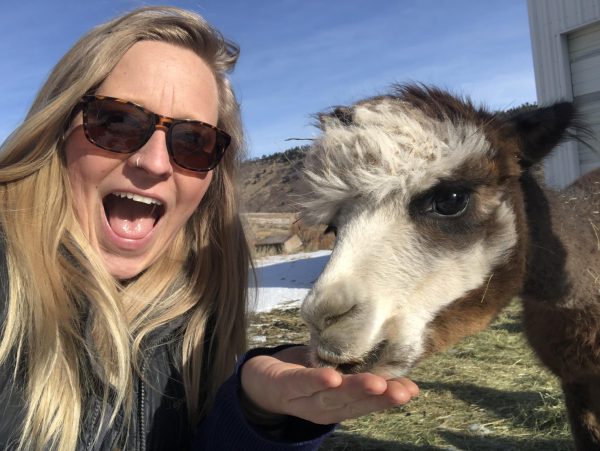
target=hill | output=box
[238,146,335,253]
[238,146,309,213]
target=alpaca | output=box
[299,85,600,450]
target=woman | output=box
[0,6,418,450]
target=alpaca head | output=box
[300,85,577,377]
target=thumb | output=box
[283,366,343,399]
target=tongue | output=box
[106,197,157,239]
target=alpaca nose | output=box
[323,303,358,328]
[301,282,358,332]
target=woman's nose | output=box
[129,129,173,178]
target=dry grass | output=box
[290,220,336,252]
[248,300,574,451]
[242,213,334,257]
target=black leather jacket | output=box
[0,240,193,450]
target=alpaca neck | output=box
[520,171,571,305]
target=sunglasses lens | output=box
[84,99,151,152]
[170,122,224,171]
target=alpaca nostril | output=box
[323,304,358,328]
[301,281,361,332]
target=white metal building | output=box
[528,0,600,188]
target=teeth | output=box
[113,191,162,206]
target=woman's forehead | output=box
[97,41,219,124]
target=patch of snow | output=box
[249,250,331,312]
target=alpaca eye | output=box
[324,224,338,236]
[431,190,470,216]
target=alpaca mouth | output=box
[317,340,388,374]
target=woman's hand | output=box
[240,346,419,425]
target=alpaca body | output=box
[522,169,600,448]
[523,169,600,382]
[300,85,600,449]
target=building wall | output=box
[528,0,600,188]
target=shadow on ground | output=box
[322,430,573,450]
[416,381,566,431]
[320,381,573,450]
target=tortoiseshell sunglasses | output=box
[79,95,231,172]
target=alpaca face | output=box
[301,88,523,377]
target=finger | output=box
[288,373,409,412]
[336,386,414,421]
[304,373,388,410]
[388,377,420,398]
[334,381,418,423]
[288,389,412,425]
[342,373,389,396]
[286,378,418,424]
[282,366,343,398]
[327,377,414,412]
[266,366,343,418]
[290,373,390,412]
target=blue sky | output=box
[0,0,536,159]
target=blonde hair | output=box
[0,7,250,450]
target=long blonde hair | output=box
[0,7,250,450]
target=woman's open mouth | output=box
[103,191,165,240]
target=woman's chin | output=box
[101,251,151,280]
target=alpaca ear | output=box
[318,106,354,129]
[508,102,576,165]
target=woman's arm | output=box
[192,345,418,450]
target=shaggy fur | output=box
[300,84,600,450]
